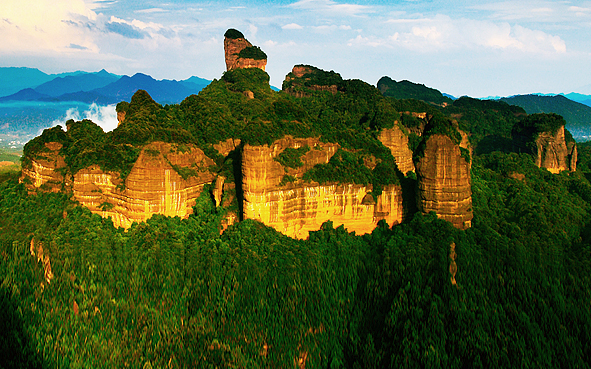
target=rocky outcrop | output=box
[224,30,267,72]
[20,142,67,193]
[72,142,216,229]
[214,138,241,157]
[415,134,473,229]
[22,141,216,229]
[117,111,126,126]
[512,113,577,173]
[241,136,405,239]
[532,126,575,173]
[568,141,578,172]
[284,65,338,97]
[378,126,415,174]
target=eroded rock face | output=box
[512,114,576,173]
[534,126,574,173]
[117,111,126,126]
[224,36,267,71]
[568,141,578,172]
[284,66,338,97]
[73,142,216,228]
[20,142,67,193]
[415,134,473,229]
[241,136,404,239]
[22,141,216,229]
[378,126,415,175]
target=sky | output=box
[1,0,591,98]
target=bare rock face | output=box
[72,142,216,228]
[415,134,473,229]
[20,142,67,193]
[214,138,242,157]
[242,136,405,239]
[22,141,216,229]
[117,111,126,126]
[284,65,338,97]
[534,126,573,173]
[224,29,267,72]
[378,126,415,175]
[512,113,576,173]
[568,141,578,172]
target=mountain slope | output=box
[0,67,86,97]
[377,76,453,106]
[500,94,591,137]
[0,88,50,102]
[1,72,211,105]
[90,73,202,104]
[34,69,121,97]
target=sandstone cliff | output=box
[415,134,473,229]
[241,136,405,239]
[512,113,577,173]
[20,142,66,193]
[378,126,415,175]
[283,65,339,96]
[23,141,216,229]
[224,29,267,72]
[534,126,571,173]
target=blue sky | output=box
[1,0,591,97]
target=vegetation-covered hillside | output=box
[501,94,591,138]
[3,61,591,367]
[377,76,453,106]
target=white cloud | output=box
[0,0,99,53]
[356,15,567,54]
[288,0,372,16]
[283,23,303,30]
[49,103,118,133]
[135,8,167,14]
[312,24,353,33]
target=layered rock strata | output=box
[533,126,576,173]
[20,142,67,193]
[22,141,216,229]
[378,126,415,174]
[224,34,267,71]
[73,142,216,228]
[284,65,338,96]
[241,136,405,239]
[415,134,473,229]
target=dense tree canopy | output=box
[4,66,591,367]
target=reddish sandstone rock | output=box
[378,125,415,175]
[241,136,405,239]
[512,113,577,173]
[72,142,216,229]
[224,29,267,72]
[283,65,339,97]
[415,134,473,229]
[20,142,67,193]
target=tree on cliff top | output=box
[237,46,267,60]
[512,112,567,138]
[224,28,245,39]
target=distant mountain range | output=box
[0,67,87,97]
[500,94,591,137]
[0,67,211,105]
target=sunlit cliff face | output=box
[241,136,405,239]
[415,134,473,230]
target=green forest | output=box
[2,64,591,368]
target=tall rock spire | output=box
[223,28,267,71]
